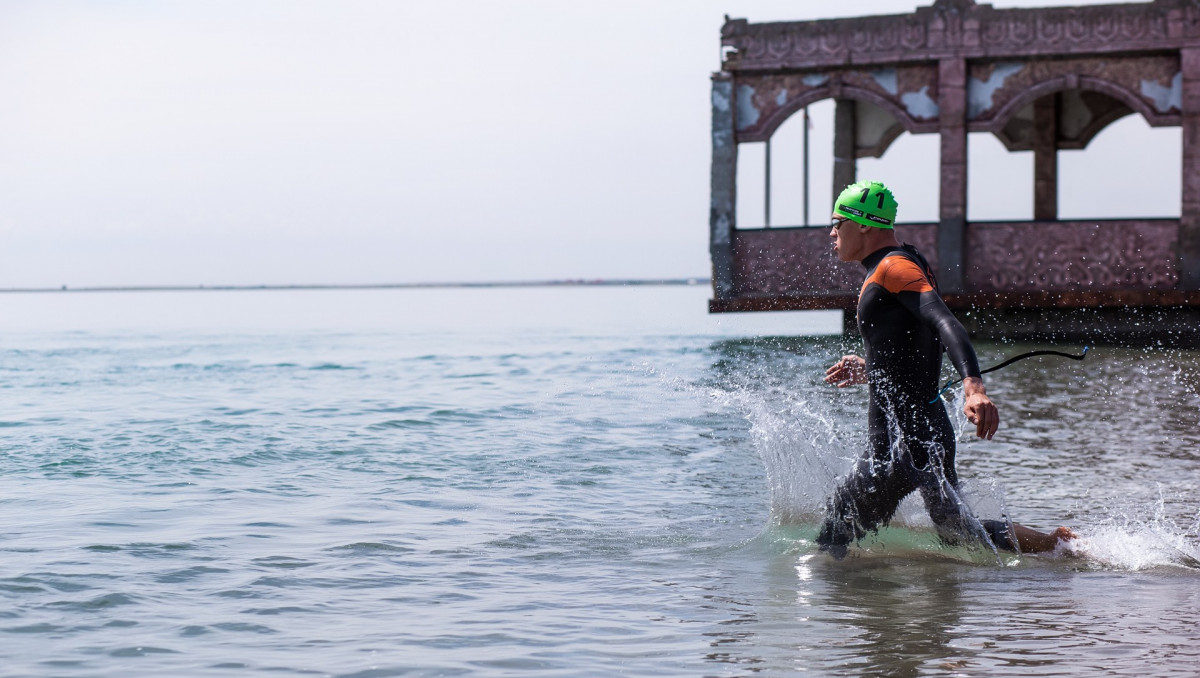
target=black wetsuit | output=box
[816,245,1015,557]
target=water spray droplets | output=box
[1068,487,1200,571]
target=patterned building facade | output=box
[709,0,1200,338]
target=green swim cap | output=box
[834,180,898,229]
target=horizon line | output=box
[0,277,712,294]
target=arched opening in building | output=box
[856,132,940,224]
[968,132,1032,221]
[968,87,1180,221]
[734,97,940,228]
[735,98,836,229]
[1059,115,1179,219]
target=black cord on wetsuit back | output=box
[929,346,1090,403]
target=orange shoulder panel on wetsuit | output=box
[860,255,934,296]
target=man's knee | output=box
[979,519,1019,552]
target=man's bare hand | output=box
[825,355,867,388]
[961,376,999,439]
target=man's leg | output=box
[817,398,925,559]
[926,485,1077,553]
[815,458,871,559]
[907,410,990,547]
[984,522,1078,553]
[918,450,1028,552]
[817,455,914,559]
[918,457,996,547]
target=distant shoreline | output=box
[0,278,710,294]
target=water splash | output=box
[706,363,859,526]
[1065,489,1200,572]
[707,341,1017,562]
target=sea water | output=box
[0,285,1197,677]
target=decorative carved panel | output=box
[728,221,1178,298]
[732,228,858,296]
[974,4,1169,56]
[731,225,938,296]
[721,1,1181,72]
[733,65,940,142]
[965,220,1179,293]
[966,55,1181,131]
[723,13,931,72]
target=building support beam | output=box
[1033,94,1059,221]
[710,73,738,300]
[832,99,857,206]
[1180,48,1200,289]
[937,58,968,294]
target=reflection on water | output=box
[695,533,1200,677]
[815,559,964,677]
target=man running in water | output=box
[818,180,1075,559]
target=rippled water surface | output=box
[0,287,1197,677]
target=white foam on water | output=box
[1062,491,1200,571]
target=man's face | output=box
[829,215,866,262]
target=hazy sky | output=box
[0,0,1171,288]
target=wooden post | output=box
[937,58,968,294]
[710,73,737,300]
[1033,94,1059,221]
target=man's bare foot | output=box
[1050,526,1078,542]
[1013,524,1077,553]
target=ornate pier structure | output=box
[708,0,1200,343]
